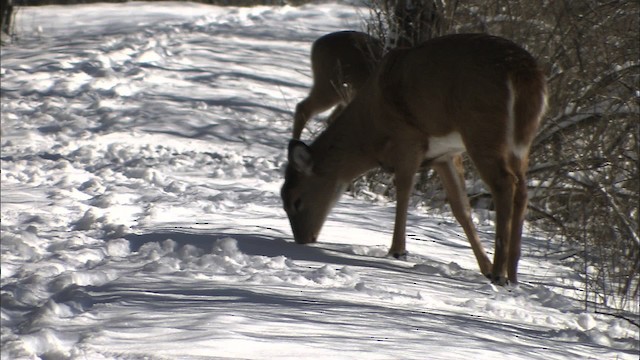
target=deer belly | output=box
[424,132,465,161]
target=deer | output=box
[281,33,547,285]
[292,31,383,140]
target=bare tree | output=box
[366,0,445,49]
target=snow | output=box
[1,1,638,359]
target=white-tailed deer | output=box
[282,34,547,285]
[292,31,383,140]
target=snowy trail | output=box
[1,2,637,359]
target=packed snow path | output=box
[1,2,638,359]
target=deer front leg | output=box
[388,164,418,259]
[432,156,492,276]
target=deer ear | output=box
[288,140,313,175]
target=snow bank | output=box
[1,2,637,359]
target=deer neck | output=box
[309,97,382,183]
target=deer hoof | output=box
[388,251,408,260]
[489,274,509,286]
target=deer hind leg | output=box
[467,150,517,285]
[293,84,342,140]
[507,156,529,284]
[433,155,492,276]
[326,103,345,125]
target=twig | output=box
[595,310,640,328]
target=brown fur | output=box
[283,33,547,285]
[292,31,383,140]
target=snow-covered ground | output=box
[1,2,637,359]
